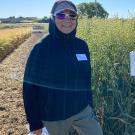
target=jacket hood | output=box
[49,0,78,41]
[48,17,77,41]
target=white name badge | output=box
[76,54,88,61]
[130,51,135,76]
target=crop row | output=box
[0,27,32,62]
[77,18,135,135]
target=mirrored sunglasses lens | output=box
[55,13,77,20]
[69,14,77,20]
[56,13,65,20]
[69,14,77,18]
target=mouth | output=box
[62,24,72,28]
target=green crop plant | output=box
[77,18,135,135]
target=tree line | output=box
[0,2,108,23]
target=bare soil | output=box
[0,33,45,135]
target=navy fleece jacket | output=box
[23,18,93,131]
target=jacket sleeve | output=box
[23,45,43,131]
[23,82,43,131]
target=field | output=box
[0,19,135,135]
[77,18,135,135]
[0,26,32,62]
[0,23,48,62]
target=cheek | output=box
[72,21,76,28]
[55,19,62,26]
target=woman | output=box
[23,0,103,135]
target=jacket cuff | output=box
[29,121,43,132]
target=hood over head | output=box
[49,0,78,40]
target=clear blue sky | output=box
[0,0,135,18]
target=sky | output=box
[0,0,135,18]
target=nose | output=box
[64,16,72,21]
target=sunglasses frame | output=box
[53,13,78,20]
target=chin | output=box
[62,29,74,34]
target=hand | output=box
[32,129,42,135]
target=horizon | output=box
[0,0,135,19]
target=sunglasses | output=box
[53,13,78,20]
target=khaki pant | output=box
[42,105,103,135]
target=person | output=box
[23,0,103,135]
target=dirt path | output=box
[0,33,45,135]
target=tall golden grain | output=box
[0,27,32,62]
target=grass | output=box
[77,18,135,135]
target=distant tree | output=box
[38,16,49,23]
[9,16,15,19]
[77,2,109,18]
[18,16,23,19]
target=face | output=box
[54,9,77,34]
